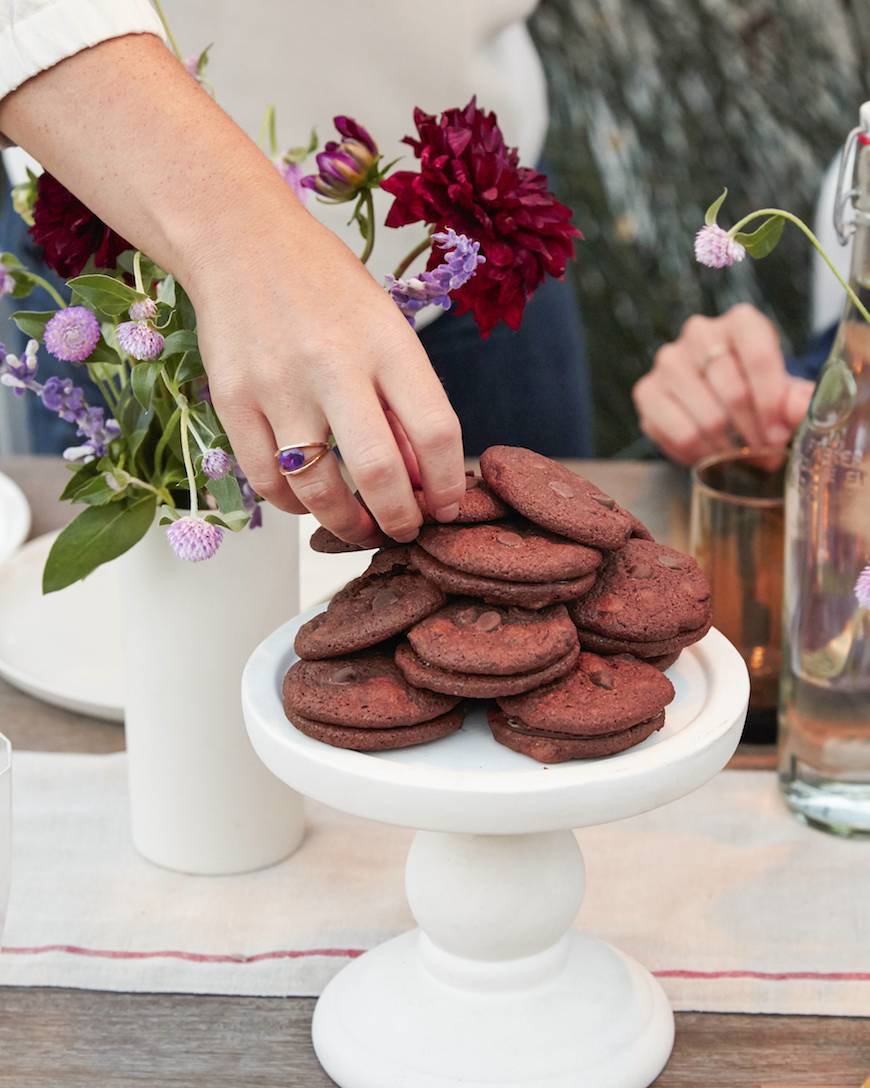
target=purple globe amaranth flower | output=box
[117,320,164,361]
[0,262,14,297]
[301,115,379,201]
[385,229,485,327]
[694,224,746,269]
[128,297,158,321]
[855,564,870,609]
[201,448,233,480]
[166,515,224,562]
[43,306,101,363]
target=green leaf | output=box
[43,492,156,593]
[204,509,250,532]
[173,350,204,386]
[206,470,243,515]
[160,330,198,357]
[131,361,164,409]
[83,336,122,366]
[68,474,119,507]
[0,251,23,269]
[157,275,176,307]
[59,461,100,501]
[733,215,785,260]
[11,309,54,339]
[67,274,146,318]
[704,188,729,227]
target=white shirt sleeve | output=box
[0,0,166,102]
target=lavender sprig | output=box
[0,339,120,462]
[385,229,485,328]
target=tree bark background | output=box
[530,0,870,455]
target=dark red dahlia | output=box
[381,98,582,337]
[29,173,132,279]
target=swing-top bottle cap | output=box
[860,101,870,136]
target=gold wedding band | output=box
[275,441,333,477]
[698,343,729,375]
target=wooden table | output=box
[0,456,867,1088]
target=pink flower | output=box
[855,564,870,609]
[166,516,224,562]
[201,448,232,480]
[43,306,101,363]
[117,320,164,361]
[278,160,307,204]
[128,297,158,321]
[694,224,746,269]
[0,262,14,297]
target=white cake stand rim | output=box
[243,602,749,799]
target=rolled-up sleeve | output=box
[0,0,165,102]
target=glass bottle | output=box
[778,107,870,835]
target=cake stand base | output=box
[313,829,674,1088]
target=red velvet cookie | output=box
[417,520,601,583]
[415,473,510,524]
[479,446,634,550]
[288,705,466,751]
[488,706,666,763]
[497,651,674,736]
[569,539,711,642]
[407,599,579,675]
[294,569,446,659]
[395,641,580,698]
[309,525,391,553]
[577,623,711,659]
[283,651,459,728]
[410,545,597,610]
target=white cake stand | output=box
[243,605,749,1088]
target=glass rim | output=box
[0,733,9,776]
[691,446,787,509]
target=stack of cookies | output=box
[283,446,712,764]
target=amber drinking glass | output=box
[690,449,787,743]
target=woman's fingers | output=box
[213,401,308,515]
[633,375,718,465]
[321,379,423,542]
[651,343,732,449]
[380,364,466,522]
[702,350,767,449]
[784,377,815,430]
[724,304,789,440]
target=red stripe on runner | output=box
[1,946,868,981]
[0,944,365,964]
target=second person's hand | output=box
[633,304,814,465]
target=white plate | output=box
[0,532,123,721]
[0,471,31,565]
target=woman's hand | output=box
[0,33,466,543]
[189,210,466,545]
[633,304,814,465]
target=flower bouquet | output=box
[0,39,580,595]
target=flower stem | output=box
[731,208,870,325]
[26,272,66,309]
[392,231,434,280]
[178,398,199,516]
[133,250,145,295]
[130,476,173,505]
[359,189,376,265]
[152,0,184,61]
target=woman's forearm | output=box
[0,33,307,287]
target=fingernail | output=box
[768,423,791,446]
[392,527,420,544]
[434,503,460,522]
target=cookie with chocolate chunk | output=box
[410,545,596,610]
[395,640,580,698]
[407,599,579,676]
[415,473,510,524]
[294,568,445,659]
[309,525,391,553]
[488,706,666,763]
[569,539,711,643]
[417,520,601,583]
[288,705,466,751]
[479,446,633,550]
[577,625,710,659]
[497,651,674,736]
[283,651,459,727]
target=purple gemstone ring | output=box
[275,441,332,477]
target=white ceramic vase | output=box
[120,510,304,875]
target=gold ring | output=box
[275,441,332,477]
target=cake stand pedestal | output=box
[243,608,748,1088]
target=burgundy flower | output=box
[381,98,582,337]
[29,173,132,279]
